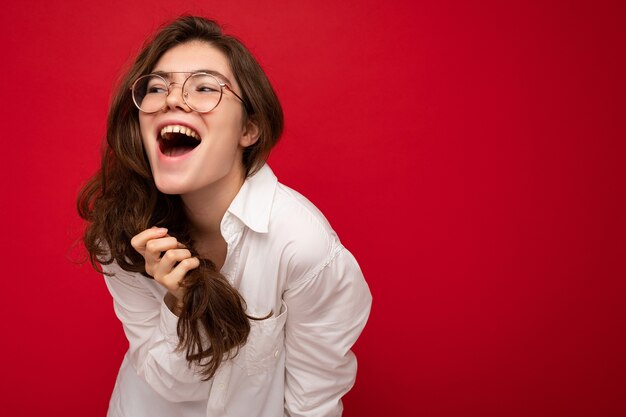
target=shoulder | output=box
[266,182,344,286]
[270,182,338,251]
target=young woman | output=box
[78,16,371,417]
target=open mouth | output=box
[158,125,201,157]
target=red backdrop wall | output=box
[2,1,625,416]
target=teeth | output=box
[160,125,199,140]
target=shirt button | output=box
[219,383,225,390]
[274,349,279,358]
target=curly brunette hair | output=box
[77,16,283,380]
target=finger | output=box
[157,257,201,295]
[131,227,168,254]
[144,236,180,263]
[153,248,193,278]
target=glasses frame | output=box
[130,71,247,114]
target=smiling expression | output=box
[138,40,258,198]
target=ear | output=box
[240,117,260,148]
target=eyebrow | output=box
[152,70,234,87]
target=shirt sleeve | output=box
[283,247,372,417]
[102,261,212,402]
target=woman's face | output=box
[138,40,257,197]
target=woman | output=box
[78,16,371,417]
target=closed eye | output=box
[147,85,167,94]
[195,86,220,93]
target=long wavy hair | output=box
[77,16,283,380]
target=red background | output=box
[2,1,625,416]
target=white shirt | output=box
[103,164,372,417]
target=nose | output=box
[164,82,191,112]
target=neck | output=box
[181,162,246,242]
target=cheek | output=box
[202,113,243,143]
[138,117,153,149]
[221,111,246,139]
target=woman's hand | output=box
[131,227,200,307]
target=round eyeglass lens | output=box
[132,75,168,113]
[183,73,223,113]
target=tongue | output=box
[164,145,195,157]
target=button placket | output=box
[207,363,231,413]
[220,215,244,279]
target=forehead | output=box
[152,41,233,80]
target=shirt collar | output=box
[226,163,277,234]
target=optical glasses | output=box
[131,72,247,113]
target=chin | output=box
[153,177,194,195]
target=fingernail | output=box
[155,227,168,233]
